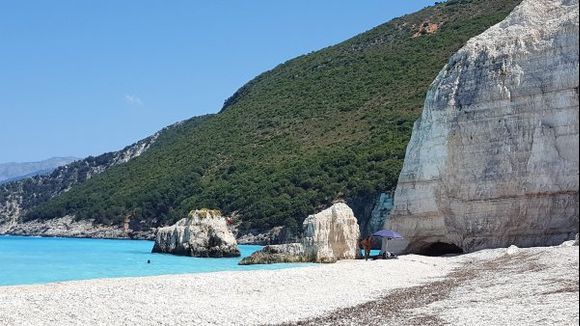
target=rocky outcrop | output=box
[385,0,579,254]
[238,243,307,265]
[240,203,360,264]
[236,226,299,245]
[413,22,440,38]
[152,209,240,258]
[348,192,395,239]
[301,202,361,262]
[368,193,395,237]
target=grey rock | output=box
[349,192,395,239]
[385,0,580,254]
[368,192,395,237]
[238,243,307,265]
[236,226,299,245]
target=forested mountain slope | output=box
[13,0,521,235]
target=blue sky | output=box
[0,0,436,163]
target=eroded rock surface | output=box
[152,209,240,258]
[240,203,360,264]
[386,0,580,253]
[302,203,361,263]
[236,226,298,245]
[238,243,307,265]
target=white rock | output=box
[302,202,361,262]
[152,209,240,257]
[506,245,520,255]
[385,0,580,253]
[241,203,361,264]
[559,241,575,247]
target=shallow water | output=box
[0,236,305,286]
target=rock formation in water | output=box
[235,226,299,245]
[240,203,360,264]
[152,209,241,258]
[385,0,580,254]
[238,243,308,265]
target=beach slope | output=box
[0,245,577,325]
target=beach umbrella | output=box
[372,229,403,240]
[372,230,403,253]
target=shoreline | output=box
[0,253,455,325]
[0,233,140,241]
[0,228,283,246]
[2,244,576,325]
[0,232,269,246]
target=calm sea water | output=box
[0,236,305,286]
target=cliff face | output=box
[0,133,159,234]
[385,0,579,254]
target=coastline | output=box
[0,231,279,245]
[0,221,291,245]
[0,253,454,325]
[1,244,577,326]
[0,232,151,241]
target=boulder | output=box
[240,203,360,264]
[238,243,306,265]
[236,226,299,245]
[302,202,361,262]
[152,209,240,257]
[506,245,520,256]
[385,0,579,254]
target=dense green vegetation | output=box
[24,0,521,234]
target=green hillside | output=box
[25,0,522,234]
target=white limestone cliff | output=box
[152,209,240,258]
[385,0,579,254]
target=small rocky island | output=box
[240,202,360,265]
[152,209,240,258]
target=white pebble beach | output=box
[0,244,578,326]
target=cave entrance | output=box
[418,242,464,257]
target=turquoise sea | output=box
[0,236,304,286]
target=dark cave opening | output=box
[418,242,464,257]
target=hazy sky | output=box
[0,0,436,163]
